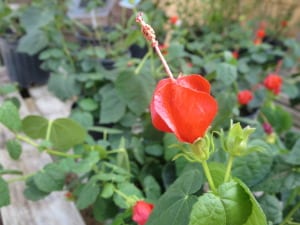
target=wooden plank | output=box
[0,89,85,225]
[0,146,86,225]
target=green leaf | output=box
[99,85,126,123]
[218,181,252,225]
[76,179,100,209]
[48,74,80,101]
[6,139,22,160]
[282,139,300,165]
[261,104,292,134]
[23,116,86,151]
[101,183,115,199]
[208,162,226,188]
[259,194,282,224]
[0,101,22,132]
[93,196,118,221]
[236,179,267,225]
[71,151,100,174]
[17,30,48,55]
[33,163,66,192]
[113,182,143,209]
[216,63,237,86]
[0,177,10,207]
[189,193,226,225]
[254,157,300,193]
[22,115,48,139]
[143,175,161,201]
[232,150,273,187]
[78,98,98,112]
[69,110,94,129]
[145,144,163,157]
[20,6,54,31]
[50,118,86,150]
[147,168,203,225]
[0,83,18,95]
[251,53,267,63]
[24,177,49,201]
[115,70,155,116]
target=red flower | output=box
[237,90,253,105]
[263,74,283,95]
[232,50,239,59]
[132,201,154,225]
[281,20,288,28]
[158,44,168,55]
[256,28,266,39]
[169,15,179,25]
[150,74,218,143]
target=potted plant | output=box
[0,2,52,88]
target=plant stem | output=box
[134,50,151,75]
[45,149,81,159]
[16,134,38,147]
[16,134,81,159]
[201,160,217,193]
[153,44,174,80]
[7,173,34,183]
[280,201,300,225]
[224,155,234,182]
[46,120,53,141]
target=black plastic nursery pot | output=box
[0,37,49,88]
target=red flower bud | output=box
[150,74,218,143]
[158,44,168,55]
[169,15,179,25]
[232,50,239,59]
[237,90,253,105]
[281,20,288,27]
[263,122,273,135]
[263,74,282,95]
[256,28,266,39]
[132,201,154,225]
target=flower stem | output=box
[201,160,217,193]
[134,50,151,75]
[136,12,175,80]
[224,155,234,182]
[153,44,174,80]
[16,134,81,159]
[45,149,81,159]
[279,201,300,225]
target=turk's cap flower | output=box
[132,200,154,225]
[150,74,218,144]
[169,15,181,26]
[232,50,239,59]
[263,73,283,95]
[256,28,266,39]
[237,90,253,105]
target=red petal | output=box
[152,82,218,143]
[177,74,211,93]
[150,78,173,132]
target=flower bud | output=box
[221,122,256,156]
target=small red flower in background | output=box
[158,44,168,55]
[64,191,74,200]
[281,20,288,28]
[169,15,178,24]
[150,74,218,144]
[256,28,266,39]
[237,90,253,105]
[263,122,273,135]
[232,50,239,59]
[132,201,154,225]
[263,73,283,95]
